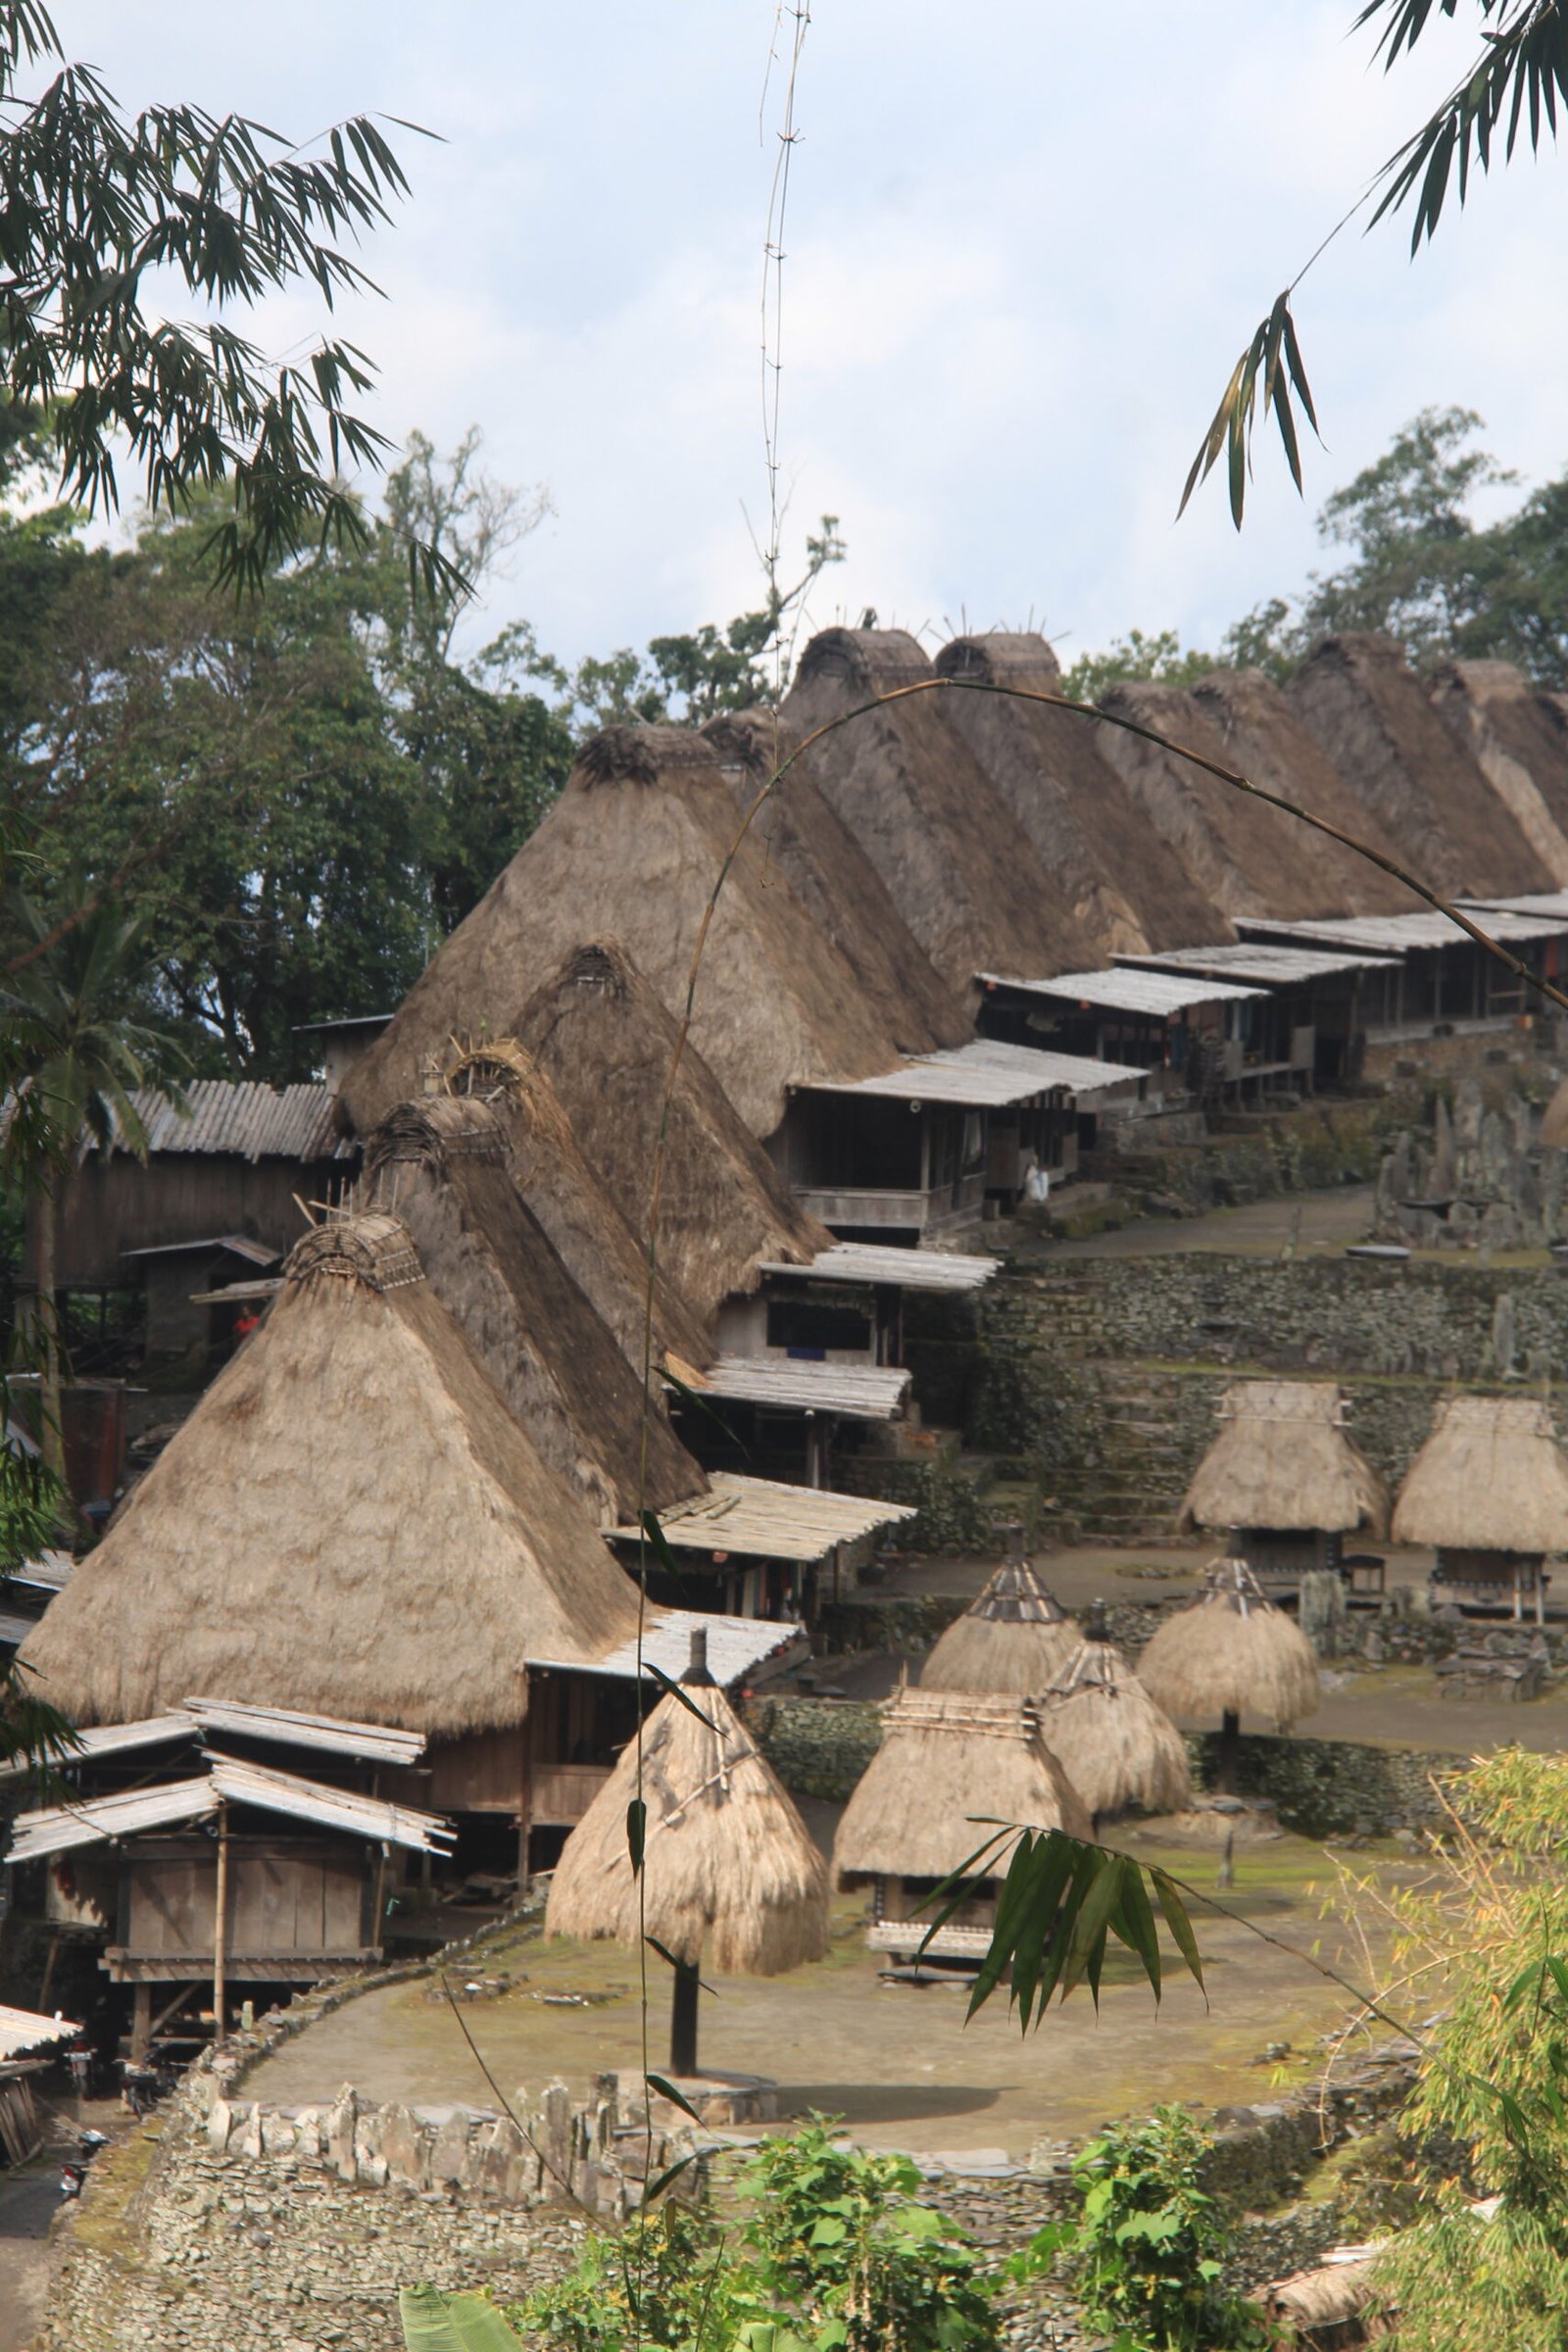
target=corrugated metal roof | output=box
[529,1609,806,1689]
[758,1242,1000,1293]
[1239,910,1567,954]
[1119,943,1397,985]
[187,1277,284,1305]
[206,1758,451,1853]
[803,1040,1144,1108]
[1463,892,1568,922]
[979,966,1266,1014]
[0,2004,81,2060]
[695,1357,912,1420]
[8,1780,219,1862]
[91,1082,353,1164]
[184,1696,425,1766]
[8,1550,74,1593]
[611,1472,916,1562]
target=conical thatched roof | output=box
[833,1686,1091,1884]
[514,942,830,1321]
[781,628,1103,998]
[1429,660,1568,883]
[1136,1562,1321,1728]
[341,723,915,1141]
[19,1212,646,1732]
[1180,1382,1389,1539]
[1289,634,1550,897]
[544,1652,828,1975]
[932,634,1230,956]
[361,1095,705,1523]
[920,1559,1081,1695]
[1392,1394,1568,1554]
[1040,1628,1193,1818]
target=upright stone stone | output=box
[324,2084,358,2180]
[1299,1570,1346,1661]
[378,2102,428,2191]
[427,2112,472,2189]
[206,2095,233,2155]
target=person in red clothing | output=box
[231,1305,262,1343]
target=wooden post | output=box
[669,1960,701,2080]
[212,1804,229,2045]
[1217,1708,1241,1795]
[130,1983,153,2064]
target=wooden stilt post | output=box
[670,1960,701,2080]
[1218,1708,1241,1795]
[130,1983,153,2064]
[212,1803,229,2045]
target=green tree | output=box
[1057,627,1215,705]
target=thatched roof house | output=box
[19,1211,648,1735]
[1289,634,1550,898]
[781,628,1102,998]
[932,634,1230,956]
[1180,1382,1389,1591]
[1429,661,1568,884]
[341,724,914,1143]
[921,1558,1080,1695]
[514,942,830,1323]
[1137,1562,1321,1737]
[1393,1396,1568,1619]
[361,1094,705,1523]
[1041,1621,1193,1820]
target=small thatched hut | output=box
[833,1685,1090,1962]
[1040,1611,1192,1822]
[515,941,831,1324]
[361,1093,706,1523]
[1393,1394,1568,1622]
[1137,1562,1321,1777]
[545,1628,828,2074]
[1180,1382,1389,1596]
[920,1558,1080,1696]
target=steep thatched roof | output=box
[1393,1394,1568,1554]
[1095,676,1410,920]
[781,629,1103,997]
[19,1212,646,1732]
[703,709,972,1056]
[545,1646,828,1974]
[341,723,915,1142]
[361,1096,705,1523]
[1181,1382,1389,1539]
[1541,1073,1568,1151]
[1137,1562,1321,1727]
[834,1686,1091,1883]
[514,942,830,1320]
[921,1558,1081,1694]
[1429,660,1568,883]
[932,635,1231,956]
[1289,634,1551,898]
[1040,1630,1193,1818]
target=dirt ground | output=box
[0,2092,127,2352]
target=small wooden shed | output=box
[1393,1394,1568,1622]
[1180,1381,1388,1597]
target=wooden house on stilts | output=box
[1393,1395,1568,1622]
[1180,1381,1389,1598]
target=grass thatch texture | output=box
[1542,1073,1568,1152]
[1181,1381,1388,1539]
[1136,1563,1321,1728]
[20,1214,645,1731]
[1040,1639,1193,1818]
[544,1676,829,1974]
[832,1688,1091,1884]
[921,1559,1081,1694]
[516,941,830,1322]
[1392,1394,1568,1554]
[1428,660,1568,885]
[364,1096,705,1522]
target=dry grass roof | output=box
[1136,1562,1321,1728]
[1430,661,1568,885]
[1542,1074,1568,1151]
[515,941,831,1320]
[1289,634,1551,899]
[1392,1394,1568,1554]
[1040,1636,1193,1818]
[20,1212,646,1733]
[362,1095,705,1523]
[544,1667,828,1974]
[932,635,1231,957]
[341,722,915,1142]
[1181,1381,1389,1539]
[833,1686,1091,1883]
[921,1559,1081,1694]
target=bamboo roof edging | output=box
[1136,1561,1321,1728]
[544,1665,829,1975]
[1180,1381,1389,1539]
[1392,1394,1568,1555]
[18,1211,651,1733]
[921,1560,1082,1695]
[1040,1632,1193,1819]
[833,1686,1091,1885]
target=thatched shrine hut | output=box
[1393,1394,1568,1622]
[1040,1609,1192,1823]
[833,1685,1090,1963]
[1180,1382,1389,1597]
[545,1628,827,2076]
[1137,1561,1320,1781]
[921,1557,1080,1695]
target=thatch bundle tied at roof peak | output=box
[574,723,718,788]
[793,626,933,697]
[921,1558,1080,1695]
[1393,1393,1568,1556]
[934,632,1063,693]
[1181,1380,1389,1539]
[1137,1561,1321,1730]
[834,1686,1090,1885]
[286,1210,424,1294]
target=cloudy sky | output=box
[50,2,1568,673]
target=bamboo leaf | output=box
[643,1661,718,1730]
[397,2286,526,2351]
[1112,1853,1162,2002]
[1152,1868,1206,1999]
[626,1796,647,1877]
[645,2150,702,2203]
[637,1507,686,1585]
[646,2072,705,2121]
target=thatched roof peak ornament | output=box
[934,632,1063,691]
[574,723,717,788]
[286,1210,424,1295]
[921,1557,1080,1697]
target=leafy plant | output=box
[1011,2106,1263,2352]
